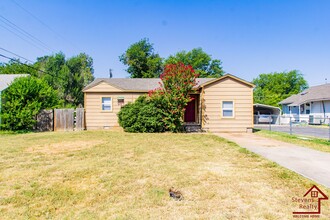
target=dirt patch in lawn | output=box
[26,140,104,154]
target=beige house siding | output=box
[202,77,253,132]
[83,75,254,132]
[85,92,145,129]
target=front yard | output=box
[0,130,329,219]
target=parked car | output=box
[258,115,273,123]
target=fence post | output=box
[290,117,292,135]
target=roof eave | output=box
[198,74,255,88]
[83,79,125,92]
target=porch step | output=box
[183,124,203,132]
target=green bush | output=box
[118,63,198,133]
[0,77,60,131]
[118,95,165,133]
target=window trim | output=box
[221,100,235,118]
[101,97,113,112]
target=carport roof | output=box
[279,83,330,106]
[253,103,281,110]
[253,103,281,115]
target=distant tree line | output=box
[119,38,225,78]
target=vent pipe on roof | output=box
[109,69,113,78]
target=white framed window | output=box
[101,97,112,111]
[222,101,234,118]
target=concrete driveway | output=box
[216,133,330,188]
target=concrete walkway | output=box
[216,133,330,188]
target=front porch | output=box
[183,94,202,132]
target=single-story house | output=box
[0,74,29,126]
[83,74,255,132]
[279,83,330,124]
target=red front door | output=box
[184,97,196,122]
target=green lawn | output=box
[255,129,330,153]
[0,130,329,219]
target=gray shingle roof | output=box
[0,74,29,92]
[279,83,330,106]
[83,78,215,92]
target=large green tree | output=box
[35,52,94,106]
[0,59,37,75]
[0,77,60,131]
[65,53,94,106]
[0,52,94,107]
[119,38,163,78]
[253,70,308,107]
[164,48,224,78]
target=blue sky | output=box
[0,0,329,86]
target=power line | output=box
[0,23,48,53]
[0,47,34,63]
[0,53,46,74]
[0,15,53,52]
[11,0,79,51]
[0,53,66,81]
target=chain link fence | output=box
[254,115,330,140]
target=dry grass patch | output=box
[0,130,329,219]
[26,140,105,154]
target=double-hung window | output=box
[102,97,112,111]
[222,101,234,118]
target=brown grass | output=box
[26,140,105,154]
[0,130,329,219]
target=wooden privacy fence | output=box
[35,108,85,132]
[54,108,85,131]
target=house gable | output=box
[84,81,123,92]
[202,75,254,132]
[200,74,255,89]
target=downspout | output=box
[0,91,2,129]
[322,101,326,123]
[201,86,204,128]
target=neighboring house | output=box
[83,74,255,132]
[0,74,29,126]
[279,83,330,124]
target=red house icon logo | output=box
[293,185,328,215]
